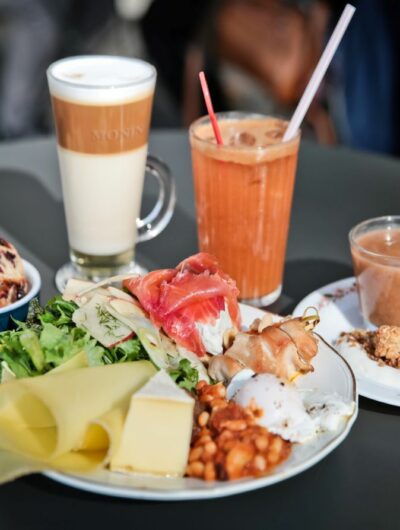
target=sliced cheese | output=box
[63,279,95,302]
[111,370,194,477]
[72,294,133,347]
[70,274,138,299]
[107,286,138,303]
[0,361,156,483]
[106,301,171,369]
[63,279,110,307]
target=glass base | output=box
[240,284,282,308]
[55,261,148,293]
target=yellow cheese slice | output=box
[111,370,194,477]
[0,361,156,483]
[0,449,46,484]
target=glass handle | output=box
[136,155,176,243]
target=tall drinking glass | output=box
[47,56,175,291]
[189,112,300,306]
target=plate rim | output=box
[43,303,358,500]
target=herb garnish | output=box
[169,358,199,392]
[95,304,124,338]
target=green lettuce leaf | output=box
[0,295,201,391]
[0,296,150,378]
[84,342,107,367]
[40,297,77,327]
[40,323,92,368]
[0,329,37,378]
[19,330,45,371]
[103,338,148,365]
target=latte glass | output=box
[47,56,175,291]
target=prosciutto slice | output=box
[123,253,240,357]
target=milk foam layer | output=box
[48,56,156,104]
[58,145,147,255]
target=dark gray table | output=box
[0,131,400,530]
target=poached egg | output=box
[232,373,355,443]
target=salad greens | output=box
[0,296,200,391]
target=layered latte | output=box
[47,56,156,269]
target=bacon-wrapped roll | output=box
[208,314,319,382]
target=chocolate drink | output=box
[352,228,400,326]
[190,114,300,304]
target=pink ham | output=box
[123,253,240,357]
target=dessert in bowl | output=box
[0,239,41,331]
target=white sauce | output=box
[300,389,355,433]
[196,308,232,355]
[336,340,400,388]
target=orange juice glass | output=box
[189,112,301,306]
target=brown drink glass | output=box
[189,112,301,306]
[350,215,400,328]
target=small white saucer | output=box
[293,277,400,406]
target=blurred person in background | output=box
[212,0,400,156]
[138,0,400,156]
[0,0,399,157]
[0,0,115,138]
[0,0,204,134]
[0,0,63,138]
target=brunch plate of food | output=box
[0,254,357,500]
[294,276,400,407]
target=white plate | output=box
[44,303,357,501]
[293,277,400,407]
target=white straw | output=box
[283,3,356,142]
